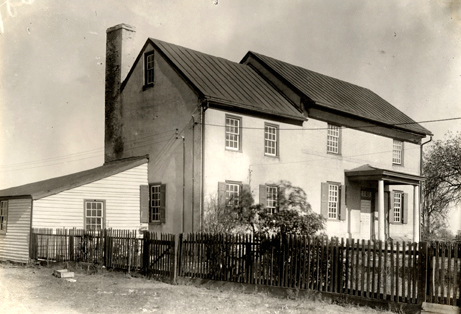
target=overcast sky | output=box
[1,0,460,230]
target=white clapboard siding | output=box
[0,198,32,263]
[33,163,147,230]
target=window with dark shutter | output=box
[149,183,166,223]
[390,190,407,224]
[321,182,344,220]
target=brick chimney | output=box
[105,23,136,162]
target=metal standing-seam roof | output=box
[242,51,432,136]
[0,156,148,200]
[148,38,305,122]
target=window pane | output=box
[225,117,240,150]
[85,201,103,230]
[393,140,402,164]
[226,183,240,206]
[327,124,340,154]
[393,192,402,222]
[150,185,161,222]
[266,186,278,214]
[264,125,278,156]
[328,184,339,219]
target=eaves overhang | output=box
[205,96,306,126]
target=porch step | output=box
[422,302,460,314]
[53,269,75,278]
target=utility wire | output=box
[0,116,457,172]
[202,117,461,131]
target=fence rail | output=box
[30,228,175,280]
[177,233,460,307]
[30,229,460,307]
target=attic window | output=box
[144,51,155,86]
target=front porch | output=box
[345,164,423,242]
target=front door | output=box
[360,190,373,240]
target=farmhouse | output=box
[0,23,432,262]
[104,24,431,240]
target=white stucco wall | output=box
[203,108,421,239]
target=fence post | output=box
[418,241,428,304]
[177,233,183,279]
[142,231,149,275]
[172,234,179,283]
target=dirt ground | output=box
[0,262,396,314]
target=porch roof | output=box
[345,164,423,185]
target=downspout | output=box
[181,136,186,234]
[200,101,207,231]
[191,115,196,233]
[420,135,432,240]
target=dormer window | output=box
[144,51,155,86]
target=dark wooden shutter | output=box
[159,184,166,223]
[402,193,409,224]
[389,191,395,223]
[259,185,267,207]
[140,185,149,223]
[339,185,346,221]
[321,182,328,218]
[218,182,226,208]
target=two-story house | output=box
[106,24,431,241]
[0,23,431,263]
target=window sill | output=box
[149,221,163,225]
[225,148,242,153]
[143,84,154,91]
[327,151,341,157]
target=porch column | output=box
[413,185,420,242]
[378,180,385,241]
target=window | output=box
[264,124,278,156]
[327,124,341,154]
[144,51,155,86]
[393,140,403,165]
[328,184,339,219]
[150,185,161,222]
[393,192,402,223]
[0,200,7,233]
[148,184,166,223]
[225,115,241,151]
[266,186,278,214]
[226,183,240,206]
[84,200,104,231]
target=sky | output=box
[0,0,460,231]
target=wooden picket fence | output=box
[30,229,460,307]
[30,228,176,280]
[177,233,461,307]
